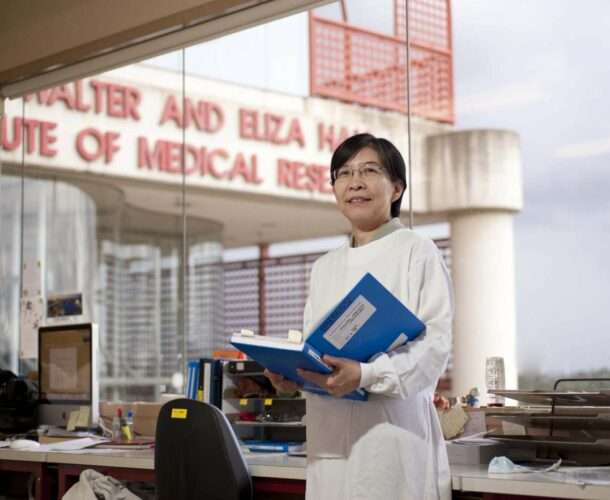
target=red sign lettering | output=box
[239,109,305,147]
[159,95,224,133]
[318,123,362,152]
[27,80,141,120]
[89,80,141,120]
[76,128,120,163]
[0,116,58,157]
[276,158,332,194]
[137,137,262,184]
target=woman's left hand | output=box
[297,355,362,398]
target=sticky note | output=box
[171,408,188,419]
[75,406,90,428]
[66,411,79,431]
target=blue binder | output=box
[197,358,222,408]
[186,360,200,399]
[230,273,426,401]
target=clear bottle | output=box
[112,408,122,440]
[485,357,505,407]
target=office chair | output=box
[155,398,253,500]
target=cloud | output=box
[456,81,551,116]
[553,136,610,159]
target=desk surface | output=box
[0,447,304,481]
[43,449,308,480]
[2,448,610,499]
[0,448,47,463]
[450,464,610,500]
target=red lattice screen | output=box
[310,0,453,124]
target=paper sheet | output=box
[452,431,497,445]
[441,404,469,440]
[22,260,42,296]
[461,410,487,436]
[502,420,527,435]
[49,346,78,390]
[20,296,44,359]
[323,295,376,349]
[39,437,108,451]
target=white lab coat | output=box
[303,228,453,500]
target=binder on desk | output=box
[197,358,222,408]
[243,440,305,453]
[231,273,426,401]
[186,360,199,400]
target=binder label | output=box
[323,295,376,349]
[171,408,188,419]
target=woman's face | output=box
[333,147,403,232]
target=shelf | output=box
[224,396,305,403]
[489,389,610,407]
[231,420,305,428]
[225,372,266,377]
[488,413,610,430]
[493,435,610,454]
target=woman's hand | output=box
[297,355,362,398]
[263,369,300,393]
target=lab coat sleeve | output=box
[359,247,454,398]
[302,261,317,336]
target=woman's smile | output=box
[346,195,372,205]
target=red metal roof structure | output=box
[310,0,454,124]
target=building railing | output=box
[99,238,452,401]
[309,0,454,124]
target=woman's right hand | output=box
[264,369,300,393]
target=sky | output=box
[146,0,610,375]
[452,0,610,373]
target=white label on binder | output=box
[323,295,376,350]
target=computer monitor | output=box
[38,323,99,428]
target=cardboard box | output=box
[99,402,135,431]
[99,401,162,437]
[133,402,163,437]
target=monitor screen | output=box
[38,323,98,427]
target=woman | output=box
[265,133,453,500]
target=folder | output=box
[197,358,222,408]
[186,360,199,399]
[243,440,305,453]
[230,273,426,401]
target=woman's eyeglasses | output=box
[332,162,386,183]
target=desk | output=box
[0,449,54,500]
[451,464,610,500]
[2,448,610,499]
[46,449,307,497]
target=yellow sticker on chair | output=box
[171,408,188,419]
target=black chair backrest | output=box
[155,398,253,500]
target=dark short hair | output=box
[330,133,406,218]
